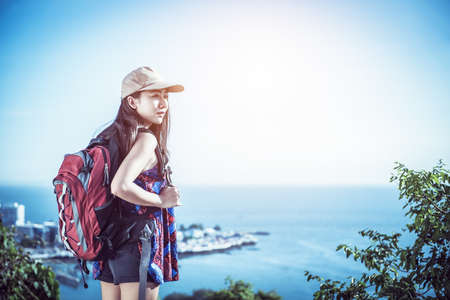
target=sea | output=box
[0,184,418,300]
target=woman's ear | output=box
[126,95,138,110]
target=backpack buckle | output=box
[165,165,173,186]
[139,223,154,241]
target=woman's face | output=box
[132,89,169,126]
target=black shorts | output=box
[96,241,158,286]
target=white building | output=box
[176,231,184,241]
[204,228,216,236]
[0,202,25,226]
[182,228,204,240]
[16,203,25,226]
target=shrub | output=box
[305,159,450,299]
[164,276,281,300]
[0,219,60,300]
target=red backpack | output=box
[52,136,128,288]
[53,145,112,262]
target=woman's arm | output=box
[110,131,162,207]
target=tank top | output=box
[92,130,180,284]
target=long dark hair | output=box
[95,91,170,164]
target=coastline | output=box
[26,228,266,261]
[26,227,267,287]
[30,228,269,288]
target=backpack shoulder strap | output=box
[87,136,106,149]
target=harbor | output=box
[27,226,266,288]
[25,227,264,260]
[1,201,266,262]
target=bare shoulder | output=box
[134,131,158,154]
[111,130,158,191]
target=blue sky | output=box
[0,0,449,187]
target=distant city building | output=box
[15,222,58,246]
[15,223,35,241]
[0,202,58,246]
[43,221,58,245]
[0,202,25,226]
[193,229,204,238]
[17,204,25,225]
[32,223,45,239]
[183,228,204,240]
[204,228,216,236]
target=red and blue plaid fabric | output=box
[92,163,180,283]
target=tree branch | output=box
[428,198,448,215]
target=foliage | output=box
[0,219,60,300]
[304,159,450,299]
[179,223,205,231]
[205,276,281,300]
[188,223,204,230]
[163,276,281,300]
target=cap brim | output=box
[138,80,184,93]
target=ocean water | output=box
[0,184,416,300]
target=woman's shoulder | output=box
[136,128,157,142]
[133,129,157,156]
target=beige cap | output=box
[121,66,184,100]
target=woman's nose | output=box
[159,97,168,108]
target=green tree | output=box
[305,159,450,299]
[204,276,281,300]
[188,223,204,230]
[163,276,282,300]
[0,219,60,300]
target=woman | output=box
[92,66,184,300]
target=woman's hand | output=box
[159,186,183,208]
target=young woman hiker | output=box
[91,66,184,300]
